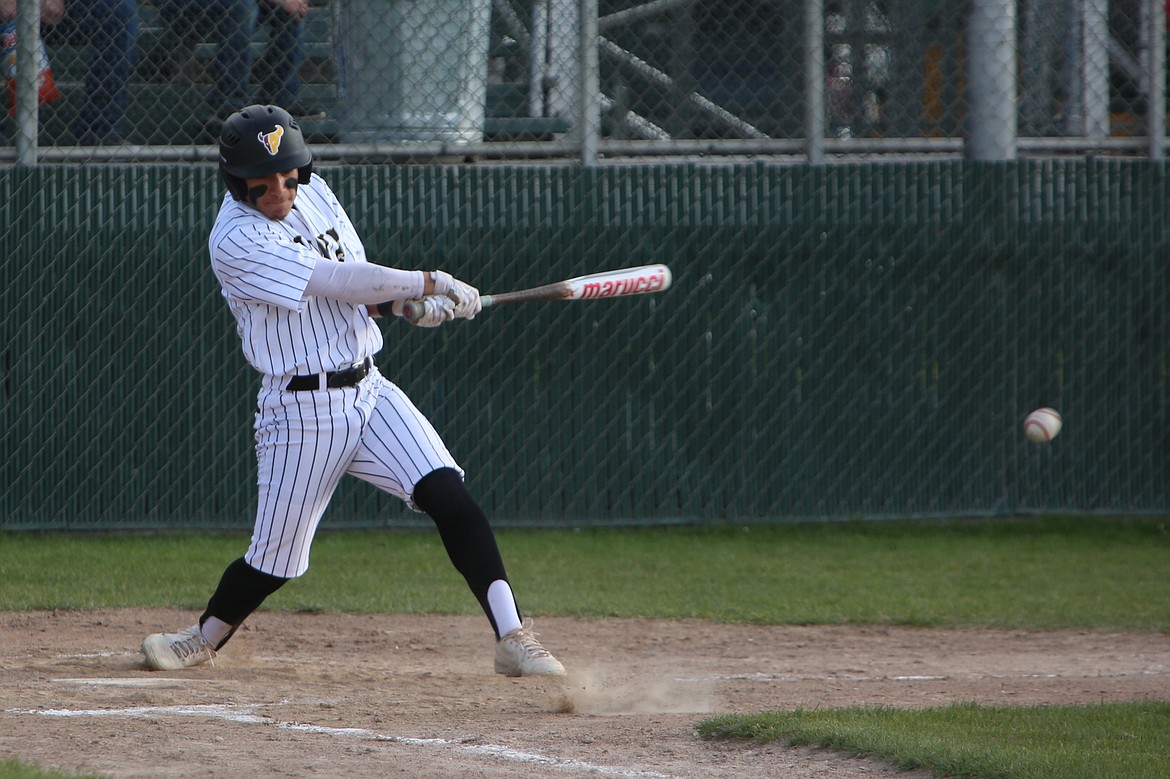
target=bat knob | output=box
[400,300,423,324]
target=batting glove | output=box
[430,271,482,320]
[447,278,481,319]
[429,270,454,296]
[403,295,455,327]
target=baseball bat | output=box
[401,264,672,323]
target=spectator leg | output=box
[211,0,260,116]
[70,0,140,144]
[258,3,306,109]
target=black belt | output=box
[286,358,373,391]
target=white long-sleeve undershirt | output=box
[303,259,426,304]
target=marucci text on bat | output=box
[577,272,669,299]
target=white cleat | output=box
[141,624,216,671]
[494,619,566,677]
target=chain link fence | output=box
[1,0,1168,161]
[2,161,1167,529]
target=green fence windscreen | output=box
[2,161,1166,529]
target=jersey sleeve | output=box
[211,218,317,311]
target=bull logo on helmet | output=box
[257,124,285,155]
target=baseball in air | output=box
[1023,408,1062,443]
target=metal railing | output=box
[2,0,1167,164]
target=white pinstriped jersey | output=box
[208,173,383,377]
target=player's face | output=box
[245,169,299,220]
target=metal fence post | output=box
[13,0,39,166]
[1082,0,1110,143]
[1146,0,1166,158]
[965,0,1018,160]
[805,0,825,164]
[579,0,599,166]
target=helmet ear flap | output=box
[222,171,248,202]
[297,162,313,186]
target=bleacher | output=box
[39,0,568,147]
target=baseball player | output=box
[140,104,564,677]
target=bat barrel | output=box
[566,264,672,300]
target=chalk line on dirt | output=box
[6,704,674,779]
[51,677,210,687]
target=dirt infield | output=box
[1,610,1167,778]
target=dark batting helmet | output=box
[219,104,313,203]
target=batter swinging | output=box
[141,104,564,677]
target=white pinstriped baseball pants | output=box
[245,368,461,579]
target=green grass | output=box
[2,516,1168,779]
[0,760,100,779]
[700,701,1170,779]
[1,516,1167,630]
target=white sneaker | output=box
[141,624,216,670]
[494,619,566,677]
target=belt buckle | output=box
[326,359,367,389]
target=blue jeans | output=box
[55,0,140,141]
[160,0,306,116]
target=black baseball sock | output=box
[413,467,512,637]
[200,557,288,649]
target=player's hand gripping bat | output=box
[401,264,672,324]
